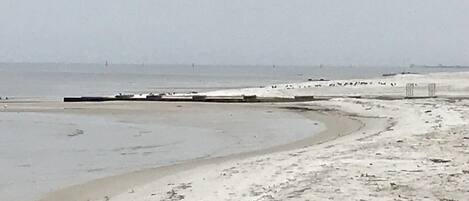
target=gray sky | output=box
[1,0,468,66]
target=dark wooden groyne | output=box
[64,94,449,103]
[63,95,329,103]
[64,97,117,102]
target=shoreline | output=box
[107,98,469,201]
[6,71,468,201]
[39,102,382,201]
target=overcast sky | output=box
[1,0,468,66]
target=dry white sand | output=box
[107,98,469,201]
[202,71,469,98]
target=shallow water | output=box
[0,105,324,201]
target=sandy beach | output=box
[34,73,469,201]
[107,97,469,201]
[3,72,469,201]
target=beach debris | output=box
[165,189,185,200]
[361,173,372,177]
[429,158,451,163]
[162,183,192,200]
[68,129,85,137]
[439,198,457,201]
[390,182,398,190]
[167,189,176,197]
[178,182,192,190]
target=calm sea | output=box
[1,63,467,99]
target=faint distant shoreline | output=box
[411,64,469,68]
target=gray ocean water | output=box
[1,63,467,98]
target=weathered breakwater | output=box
[63,95,321,103]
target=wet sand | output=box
[31,101,367,201]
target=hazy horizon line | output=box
[2,61,468,68]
